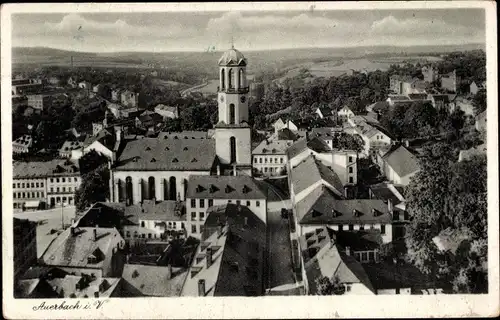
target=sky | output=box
[11,9,486,53]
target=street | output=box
[14,206,76,258]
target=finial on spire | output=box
[231,36,234,49]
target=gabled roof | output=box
[45,275,121,298]
[382,145,420,178]
[290,156,344,197]
[296,185,391,225]
[252,139,291,155]
[40,227,124,269]
[83,128,115,150]
[286,138,308,159]
[13,159,79,179]
[300,227,376,294]
[277,128,298,141]
[115,138,216,171]
[369,182,405,206]
[59,140,84,153]
[121,264,187,297]
[273,118,285,127]
[186,175,267,200]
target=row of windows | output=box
[49,186,74,193]
[191,212,205,221]
[254,157,285,164]
[191,224,204,234]
[190,198,261,209]
[258,167,284,174]
[336,223,386,234]
[13,191,44,199]
[49,177,79,183]
[138,221,185,228]
[13,182,44,189]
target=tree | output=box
[472,89,487,115]
[78,150,109,175]
[75,164,110,212]
[315,276,346,295]
[162,118,182,132]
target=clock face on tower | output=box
[240,96,246,103]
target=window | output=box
[361,252,368,262]
[141,221,145,227]
[368,251,374,262]
[56,178,60,183]
[345,285,352,292]
[275,158,278,163]
[254,158,257,163]
[264,158,268,163]
[381,224,386,234]
[191,225,197,234]
[246,201,250,206]
[22,183,25,188]
[142,234,145,239]
[208,199,213,207]
[359,225,364,231]
[50,178,54,183]
[259,158,262,163]
[348,156,353,163]
[35,183,39,188]
[264,168,268,173]
[27,193,30,199]
[31,183,35,188]
[126,231,130,238]
[41,182,44,187]
[256,201,260,207]
[280,158,284,164]
[56,187,60,192]
[191,199,196,208]
[236,200,241,205]
[13,193,16,199]
[74,177,78,182]
[349,224,354,231]
[50,187,54,193]
[173,222,177,228]
[62,178,66,183]
[199,199,205,208]
[148,233,152,239]
[200,212,205,221]
[62,187,66,192]
[191,212,197,221]
[228,200,232,203]
[17,183,20,188]
[349,167,353,173]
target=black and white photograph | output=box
[2,2,498,319]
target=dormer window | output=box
[353,209,361,217]
[174,136,178,139]
[191,158,198,162]
[225,185,234,193]
[172,158,178,163]
[165,146,170,150]
[145,146,151,151]
[209,184,217,193]
[150,158,156,162]
[242,185,251,194]
[184,147,189,151]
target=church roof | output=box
[218,48,247,66]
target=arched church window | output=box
[229,104,236,125]
[148,176,155,200]
[221,68,225,90]
[230,137,237,164]
[239,69,245,88]
[228,68,234,89]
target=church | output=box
[109,47,255,206]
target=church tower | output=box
[214,46,252,176]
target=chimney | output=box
[198,279,206,297]
[388,199,393,213]
[345,246,351,256]
[244,217,248,226]
[216,165,221,176]
[93,228,97,241]
[206,247,213,268]
[233,164,237,176]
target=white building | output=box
[12,135,33,154]
[252,139,291,176]
[337,106,355,123]
[377,145,420,186]
[154,104,179,120]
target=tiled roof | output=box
[13,134,33,146]
[40,227,124,269]
[46,275,121,298]
[121,264,187,297]
[290,156,344,197]
[83,128,116,150]
[382,145,420,177]
[296,185,392,225]
[59,140,84,153]
[277,128,298,141]
[300,227,376,294]
[115,137,216,171]
[286,138,308,159]
[252,139,291,155]
[186,175,266,200]
[13,159,79,179]
[124,200,186,222]
[369,182,405,205]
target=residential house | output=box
[111,88,123,102]
[83,126,121,161]
[12,135,33,154]
[316,106,333,119]
[421,65,438,83]
[377,144,420,186]
[27,94,52,110]
[272,118,286,134]
[252,139,291,176]
[120,264,187,297]
[440,70,459,93]
[337,106,355,123]
[135,111,164,133]
[155,104,179,120]
[351,120,392,159]
[40,226,126,278]
[185,175,267,238]
[44,159,82,207]
[458,143,487,162]
[14,218,38,279]
[181,203,266,296]
[78,81,92,91]
[121,90,139,108]
[58,140,84,159]
[475,111,486,132]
